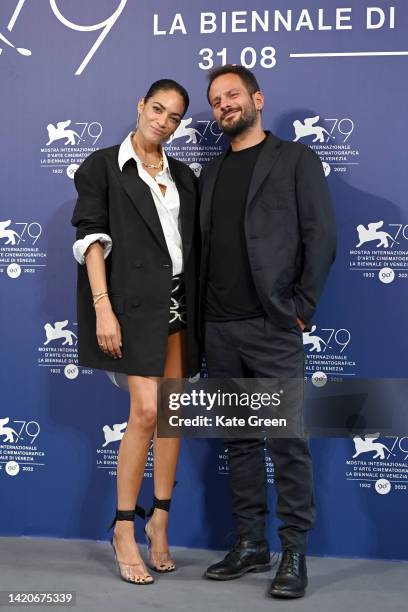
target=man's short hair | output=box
[206,64,261,103]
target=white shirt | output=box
[72,132,183,276]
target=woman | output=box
[71,79,200,585]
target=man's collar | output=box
[118,132,171,177]
[226,130,276,153]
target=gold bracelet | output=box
[93,290,109,298]
[93,293,109,307]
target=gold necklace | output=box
[141,157,164,169]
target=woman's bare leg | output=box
[112,375,158,583]
[146,330,186,570]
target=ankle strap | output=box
[107,509,134,532]
[147,496,171,518]
[107,504,146,532]
[146,480,177,517]
[115,509,136,522]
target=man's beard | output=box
[220,102,257,137]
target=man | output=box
[199,65,336,598]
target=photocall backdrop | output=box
[1,1,407,560]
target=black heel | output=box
[108,507,154,585]
[144,497,176,573]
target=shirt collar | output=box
[118,132,172,179]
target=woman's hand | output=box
[95,299,123,359]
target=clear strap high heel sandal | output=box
[144,497,176,573]
[108,507,154,585]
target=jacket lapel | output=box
[246,132,282,208]
[117,160,168,253]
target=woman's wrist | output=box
[94,295,112,311]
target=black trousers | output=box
[205,316,315,554]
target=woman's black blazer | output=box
[71,145,200,377]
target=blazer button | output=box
[162,263,170,268]
[132,298,140,307]
[134,260,142,268]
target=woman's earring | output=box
[136,112,140,129]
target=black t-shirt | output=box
[204,138,266,321]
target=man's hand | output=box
[297,317,306,332]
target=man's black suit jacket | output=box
[199,132,336,331]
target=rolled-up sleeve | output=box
[72,233,112,265]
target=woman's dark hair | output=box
[206,64,260,103]
[144,79,189,116]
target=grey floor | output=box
[0,537,406,612]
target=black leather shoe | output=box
[268,550,307,598]
[205,537,271,581]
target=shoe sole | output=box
[205,563,271,581]
[269,589,306,599]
